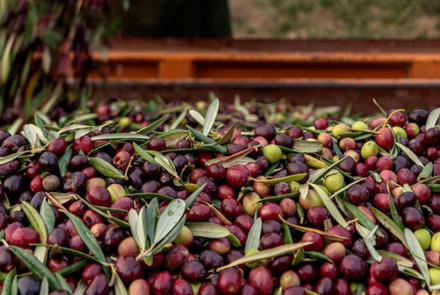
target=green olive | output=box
[361,141,379,159]
[431,232,440,252]
[332,123,349,137]
[414,228,431,251]
[262,144,282,164]
[324,172,345,193]
[351,121,368,131]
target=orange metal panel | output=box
[411,62,440,79]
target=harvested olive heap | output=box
[0,98,440,295]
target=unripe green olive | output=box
[299,189,324,210]
[431,232,440,252]
[86,177,106,191]
[361,141,379,159]
[108,183,126,202]
[332,123,349,137]
[243,192,262,216]
[262,144,282,164]
[392,126,407,138]
[351,121,368,131]
[324,172,345,193]
[414,228,431,251]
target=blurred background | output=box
[112,0,440,38]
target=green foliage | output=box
[0,0,116,125]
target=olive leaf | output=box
[7,245,64,291]
[256,192,299,204]
[372,98,387,116]
[342,201,377,232]
[282,222,293,244]
[21,201,48,243]
[2,269,16,295]
[91,133,150,141]
[292,140,323,153]
[356,223,382,262]
[170,109,188,130]
[75,129,91,139]
[245,217,262,252]
[370,207,407,248]
[205,145,259,168]
[150,216,187,255]
[153,154,179,180]
[58,124,91,134]
[329,177,366,199]
[311,156,348,184]
[264,162,279,176]
[37,244,101,263]
[23,124,39,149]
[332,138,343,158]
[7,118,23,135]
[251,173,307,185]
[114,269,129,295]
[369,171,382,183]
[124,192,173,202]
[188,110,205,126]
[40,276,49,295]
[153,199,186,246]
[418,162,433,180]
[40,200,55,234]
[405,228,430,286]
[281,216,348,242]
[186,222,230,238]
[156,130,190,148]
[62,211,110,278]
[73,281,87,295]
[227,234,242,248]
[89,157,125,179]
[216,121,238,145]
[203,98,219,136]
[57,260,88,277]
[133,142,156,164]
[128,209,142,250]
[304,251,332,263]
[187,126,227,154]
[299,183,309,200]
[34,113,49,138]
[137,206,149,251]
[146,198,159,245]
[426,108,440,130]
[309,183,349,229]
[185,183,207,208]
[387,183,404,231]
[58,144,73,177]
[395,142,424,167]
[55,273,73,294]
[376,250,413,268]
[217,242,312,272]
[136,114,169,135]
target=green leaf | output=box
[217,242,312,272]
[58,144,73,177]
[133,142,156,164]
[153,199,186,245]
[113,270,129,295]
[2,269,16,295]
[146,198,159,245]
[426,108,440,130]
[227,234,242,248]
[311,156,348,184]
[245,217,262,252]
[310,183,349,229]
[58,124,91,134]
[418,162,433,180]
[125,193,173,202]
[91,133,150,141]
[128,209,141,249]
[187,126,227,154]
[332,139,343,159]
[252,173,307,185]
[7,246,63,291]
[21,201,48,244]
[137,206,149,250]
[136,115,169,135]
[356,224,382,262]
[37,244,101,263]
[292,140,323,153]
[216,121,238,145]
[203,98,219,136]
[186,222,230,239]
[370,207,407,248]
[342,201,376,232]
[7,118,23,136]
[40,200,55,234]
[155,130,189,148]
[89,157,125,179]
[57,260,88,277]
[55,273,73,294]
[304,251,332,262]
[405,228,430,286]
[150,216,186,255]
[185,183,207,208]
[282,222,293,244]
[188,110,205,126]
[73,281,87,295]
[395,142,424,167]
[62,211,110,278]
[264,162,279,176]
[256,192,299,203]
[39,277,49,295]
[387,184,404,231]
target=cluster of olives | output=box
[0,100,439,295]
